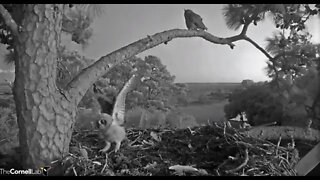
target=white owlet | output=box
[96,74,138,153]
[184,9,208,31]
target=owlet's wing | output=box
[112,74,138,125]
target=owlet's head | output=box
[96,113,113,130]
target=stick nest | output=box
[48,123,300,176]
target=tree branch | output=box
[241,35,286,90]
[0,5,19,37]
[66,26,281,106]
[66,29,240,105]
[240,23,250,36]
[243,36,273,60]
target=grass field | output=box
[0,83,11,95]
[0,82,238,128]
[185,82,240,101]
[124,83,240,127]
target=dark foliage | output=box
[224,84,285,126]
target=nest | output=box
[47,123,300,176]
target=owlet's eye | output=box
[99,119,107,125]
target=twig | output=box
[207,119,212,126]
[235,141,269,153]
[225,148,249,174]
[216,158,230,172]
[222,122,230,143]
[276,136,282,155]
[72,167,78,176]
[100,153,109,174]
[127,133,142,147]
[290,135,295,149]
[187,127,196,135]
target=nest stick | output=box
[276,136,282,155]
[225,148,249,174]
[101,153,109,173]
[72,167,78,176]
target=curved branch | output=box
[66,26,279,106]
[242,35,286,90]
[0,5,18,37]
[224,22,250,43]
[240,23,250,36]
[243,36,273,60]
[66,29,239,105]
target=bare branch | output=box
[242,35,286,90]
[66,25,279,106]
[226,22,276,62]
[0,5,19,37]
[224,23,251,48]
[243,36,273,60]
[66,29,238,104]
[240,23,250,36]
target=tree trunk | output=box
[13,4,77,169]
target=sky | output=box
[1,4,319,83]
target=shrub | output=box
[224,83,284,126]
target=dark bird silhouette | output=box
[184,9,208,31]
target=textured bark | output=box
[13,4,77,168]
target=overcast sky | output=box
[1,4,319,83]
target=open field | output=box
[1,82,235,127]
[175,82,240,124]
[185,82,240,101]
[0,83,11,95]
[177,100,228,124]
[125,81,236,128]
[125,83,240,127]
